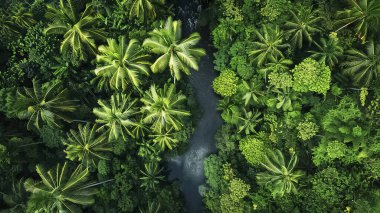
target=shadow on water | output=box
[167,0,222,212]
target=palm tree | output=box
[256,149,304,197]
[13,79,78,130]
[237,109,262,135]
[309,36,344,67]
[127,0,165,23]
[93,93,138,141]
[0,178,27,212]
[24,162,97,213]
[241,80,264,106]
[0,11,19,36]
[44,0,106,60]
[274,87,297,111]
[143,16,206,82]
[285,7,322,49]
[9,4,36,29]
[139,201,161,213]
[63,123,113,167]
[141,84,190,132]
[94,36,150,91]
[258,57,293,81]
[139,162,164,191]
[249,25,289,66]
[149,128,178,150]
[131,115,150,139]
[341,40,380,86]
[336,0,380,41]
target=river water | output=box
[167,0,222,212]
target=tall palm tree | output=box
[309,36,344,67]
[237,109,262,135]
[143,16,206,82]
[249,25,289,66]
[256,149,304,197]
[63,123,113,167]
[9,4,36,29]
[13,79,78,130]
[0,178,27,212]
[285,7,322,49]
[141,84,190,132]
[127,0,165,23]
[241,80,264,106]
[93,93,138,141]
[24,162,97,213]
[341,40,380,86]
[0,11,19,36]
[131,115,150,139]
[336,0,380,41]
[139,162,164,191]
[149,128,178,150]
[94,36,150,91]
[44,0,106,60]
[139,201,161,213]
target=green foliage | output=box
[336,0,380,41]
[93,93,138,141]
[63,123,112,167]
[228,178,250,202]
[257,149,304,198]
[296,121,319,141]
[273,87,298,111]
[24,162,97,213]
[213,70,239,97]
[141,83,190,132]
[94,36,150,91]
[309,33,344,67]
[0,178,27,212]
[149,129,178,150]
[12,79,78,130]
[239,136,266,166]
[291,58,331,94]
[360,87,368,106]
[260,0,291,21]
[39,125,64,148]
[303,167,355,212]
[143,16,206,81]
[237,109,262,135]
[240,80,264,106]
[7,22,58,79]
[342,40,380,86]
[268,72,293,89]
[127,0,165,23]
[313,97,368,165]
[285,6,322,49]
[139,162,164,191]
[322,96,365,143]
[249,25,289,66]
[44,0,106,60]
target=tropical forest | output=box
[1,0,380,212]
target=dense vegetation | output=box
[0,0,201,212]
[1,0,380,212]
[203,0,380,212]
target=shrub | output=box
[296,121,319,141]
[291,58,331,94]
[239,136,266,166]
[213,70,239,97]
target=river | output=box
[167,0,222,212]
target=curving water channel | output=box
[168,1,222,212]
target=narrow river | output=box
[168,0,222,212]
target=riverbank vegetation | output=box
[0,0,204,212]
[203,0,380,212]
[1,0,380,212]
